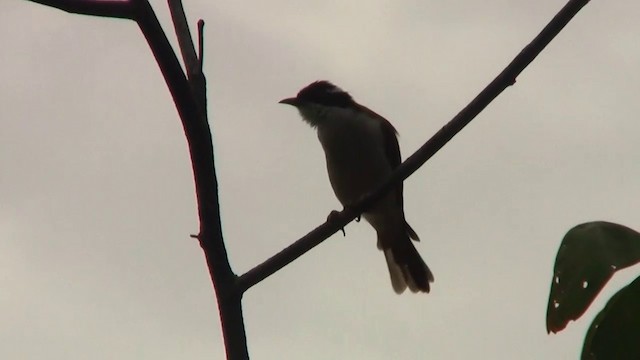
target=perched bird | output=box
[279,81,434,293]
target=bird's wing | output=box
[356,104,403,209]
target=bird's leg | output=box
[327,210,346,236]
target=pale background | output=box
[2,1,639,359]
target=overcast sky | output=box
[2,0,639,359]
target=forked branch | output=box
[25,0,246,358]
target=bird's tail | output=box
[380,223,434,294]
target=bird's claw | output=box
[343,204,361,222]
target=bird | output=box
[279,80,434,293]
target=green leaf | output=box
[581,275,640,360]
[546,221,640,333]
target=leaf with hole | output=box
[546,221,640,333]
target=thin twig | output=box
[198,20,205,69]
[167,0,199,79]
[236,0,591,294]
[167,0,206,118]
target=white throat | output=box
[297,104,332,128]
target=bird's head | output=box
[279,81,355,127]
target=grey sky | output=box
[2,0,639,359]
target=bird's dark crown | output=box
[296,81,355,108]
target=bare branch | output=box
[26,0,134,19]
[27,0,236,358]
[167,0,198,78]
[134,1,244,358]
[167,0,207,119]
[236,0,591,293]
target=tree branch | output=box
[26,0,134,19]
[133,1,246,359]
[28,0,248,358]
[236,0,591,294]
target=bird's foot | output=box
[327,210,346,236]
[343,204,361,222]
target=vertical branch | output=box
[134,0,247,359]
[25,0,248,358]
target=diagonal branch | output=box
[236,0,591,294]
[26,0,134,19]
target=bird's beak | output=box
[278,97,299,106]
